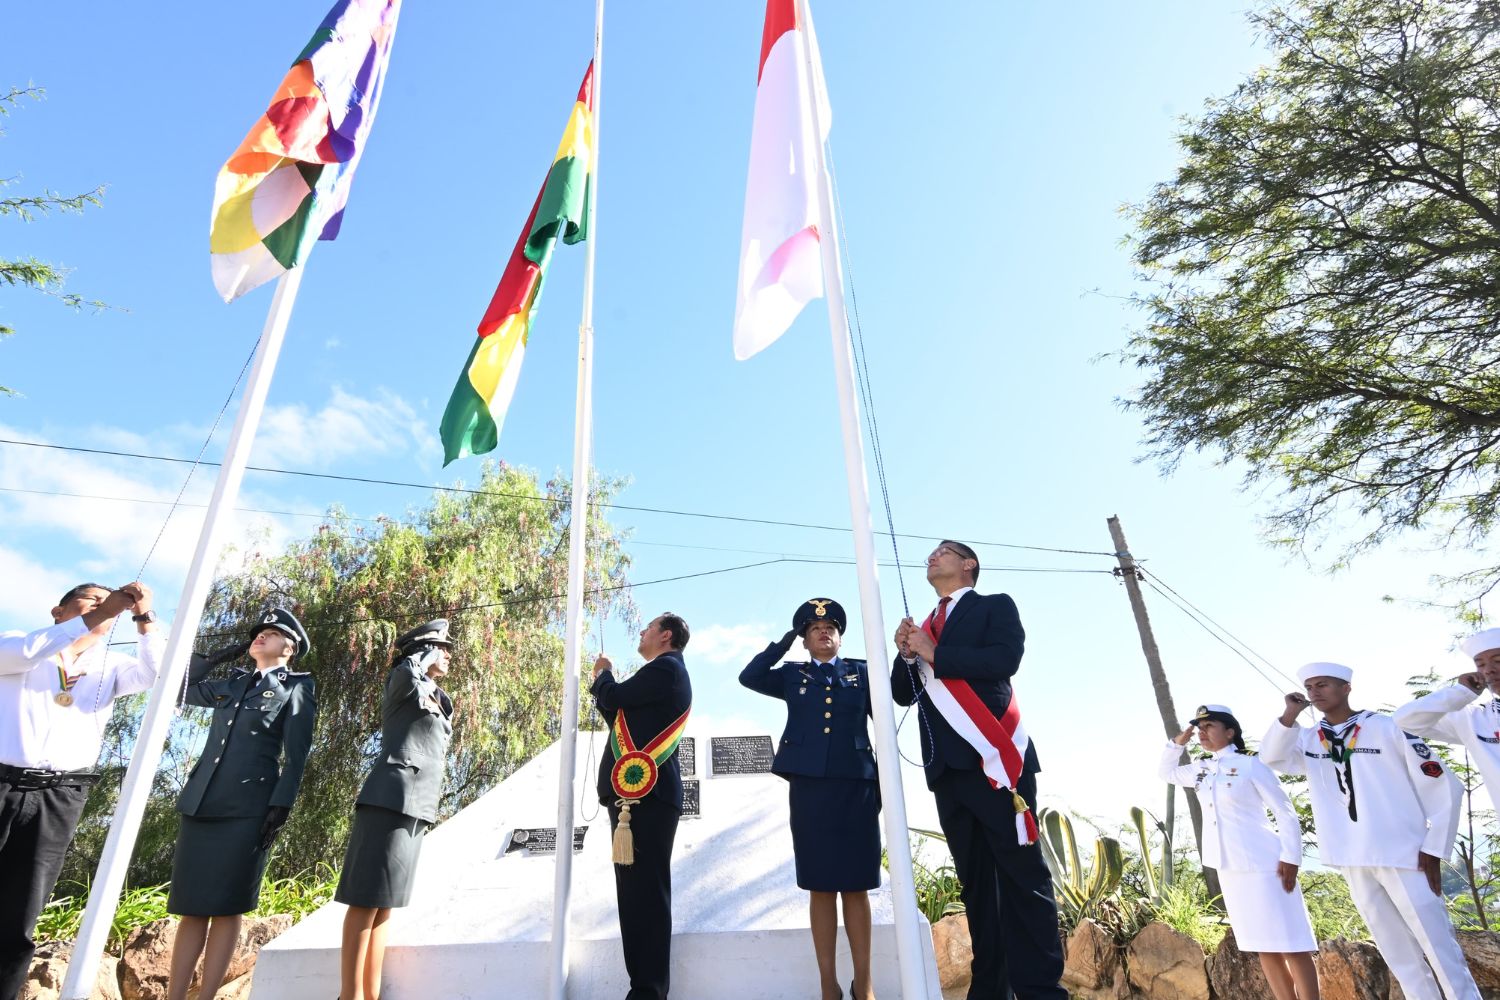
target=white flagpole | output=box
[793,0,931,995]
[61,266,307,999]
[549,2,603,997]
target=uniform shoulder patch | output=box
[1421,761,1444,778]
[1411,741,1432,759]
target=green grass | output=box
[36,864,341,952]
[1147,878,1226,952]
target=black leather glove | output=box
[778,628,799,648]
[257,805,291,853]
[187,639,252,683]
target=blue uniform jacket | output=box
[177,658,318,818]
[740,639,877,782]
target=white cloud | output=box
[324,338,341,350]
[685,622,774,667]
[250,385,435,470]
[0,546,76,624]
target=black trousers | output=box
[0,781,90,1000]
[933,768,1067,1000]
[607,797,680,1000]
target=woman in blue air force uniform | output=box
[740,598,880,1000]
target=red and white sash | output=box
[919,609,1038,844]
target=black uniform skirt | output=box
[167,816,271,916]
[335,804,430,909]
[787,775,881,892]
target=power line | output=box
[0,437,1115,558]
[1139,568,1292,681]
[111,555,1113,646]
[1140,577,1296,696]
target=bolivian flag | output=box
[440,64,595,465]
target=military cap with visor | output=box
[249,607,311,659]
[793,598,847,636]
[396,618,453,654]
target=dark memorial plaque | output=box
[710,735,774,776]
[682,779,701,819]
[678,736,697,777]
[502,825,589,856]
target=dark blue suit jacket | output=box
[740,640,877,782]
[890,590,1040,790]
[592,650,693,811]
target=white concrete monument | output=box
[251,728,940,998]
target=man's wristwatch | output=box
[132,610,158,624]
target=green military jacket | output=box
[177,661,318,818]
[355,653,454,823]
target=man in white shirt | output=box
[0,580,163,1000]
[1395,627,1500,816]
[1261,662,1478,1000]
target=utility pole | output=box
[1107,515,1221,903]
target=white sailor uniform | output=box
[1395,685,1500,816]
[1261,711,1477,1000]
[1157,742,1314,953]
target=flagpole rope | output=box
[824,140,937,768]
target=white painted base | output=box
[251,730,940,998]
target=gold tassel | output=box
[1012,790,1028,814]
[612,799,635,865]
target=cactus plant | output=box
[1129,805,1174,901]
[1037,807,1124,926]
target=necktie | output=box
[932,596,952,643]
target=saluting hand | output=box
[592,655,612,681]
[1172,726,1195,747]
[1458,671,1486,694]
[1280,692,1309,726]
[1277,861,1298,893]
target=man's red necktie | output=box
[932,595,952,642]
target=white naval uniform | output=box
[1395,684,1500,816]
[1261,711,1477,1000]
[1157,742,1315,952]
[0,615,165,769]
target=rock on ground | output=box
[1124,922,1209,1000]
[119,915,292,1000]
[22,941,120,1000]
[931,913,972,993]
[1205,928,1275,1000]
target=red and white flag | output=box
[734,0,832,360]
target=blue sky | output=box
[1,1,1485,837]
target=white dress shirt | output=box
[1260,711,1461,868]
[1157,741,1301,871]
[1394,684,1500,817]
[0,616,165,770]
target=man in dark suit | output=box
[592,612,693,1000]
[892,541,1066,1000]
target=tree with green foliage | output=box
[1,84,106,394]
[61,464,635,891]
[1121,0,1500,593]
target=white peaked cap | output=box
[1297,661,1354,683]
[1460,629,1500,659]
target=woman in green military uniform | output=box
[336,619,455,1000]
[165,608,318,1000]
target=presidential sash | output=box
[918,610,1038,845]
[608,706,690,865]
[609,707,690,799]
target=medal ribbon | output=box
[609,707,691,799]
[56,662,85,696]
